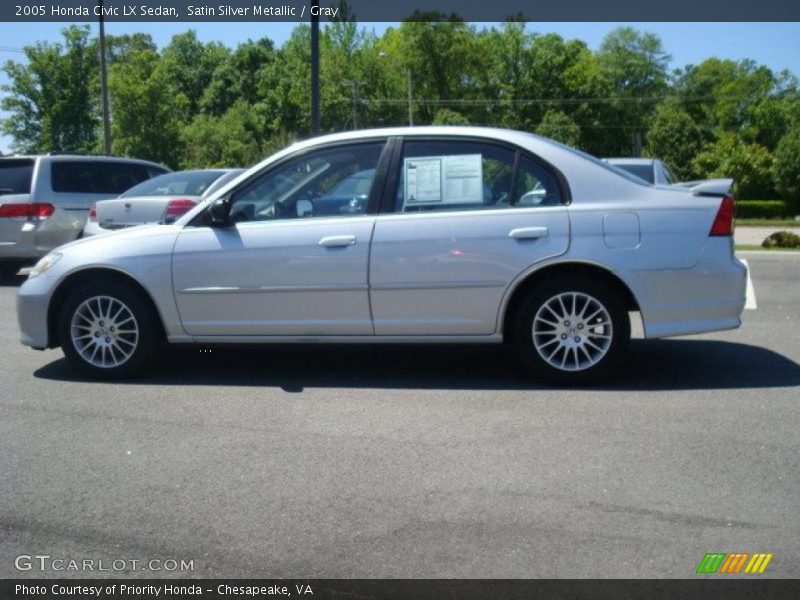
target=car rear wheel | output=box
[58,282,160,379]
[514,277,630,384]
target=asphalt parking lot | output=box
[1,252,798,579]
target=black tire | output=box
[58,281,161,379]
[513,276,630,384]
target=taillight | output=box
[162,198,196,224]
[709,194,735,237]
[88,203,97,222]
[0,202,55,220]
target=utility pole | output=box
[406,68,413,126]
[98,0,111,155]
[310,1,320,135]
[345,80,363,129]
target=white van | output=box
[0,154,168,273]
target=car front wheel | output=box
[514,277,630,384]
[58,282,160,379]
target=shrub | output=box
[773,128,800,209]
[535,109,581,148]
[762,231,800,249]
[737,200,795,220]
[692,133,775,199]
[644,103,703,181]
[431,109,470,126]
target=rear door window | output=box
[0,159,35,195]
[51,161,152,195]
[394,140,516,213]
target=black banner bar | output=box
[3,579,800,600]
[2,0,800,22]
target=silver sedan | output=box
[17,127,747,383]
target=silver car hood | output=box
[58,223,175,252]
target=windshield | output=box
[120,170,227,198]
[0,159,34,195]
[200,169,246,198]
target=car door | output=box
[172,141,388,336]
[369,138,570,336]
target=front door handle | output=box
[509,226,548,240]
[319,235,356,247]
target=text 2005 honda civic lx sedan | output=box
[17,127,747,383]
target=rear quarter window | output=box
[51,161,153,195]
[0,159,35,195]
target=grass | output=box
[737,219,800,227]
[735,244,800,252]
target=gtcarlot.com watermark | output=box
[14,554,194,573]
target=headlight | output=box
[28,252,62,278]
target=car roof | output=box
[287,126,571,153]
[0,154,166,167]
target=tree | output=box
[773,128,800,207]
[673,58,796,149]
[597,27,670,154]
[107,48,186,167]
[160,31,229,116]
[181,100,271,168]
[692,133,775,199]
[382,16,479,124]
[1,25,98,153]
[432,108,470,125]
[644,103,703,180]
[535,109,580,147]
[200,38,275,116]
[105,33,157,65]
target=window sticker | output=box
[442,154,482,203]
[403,154,483,205]
[404,157,442,203]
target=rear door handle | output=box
[509,227,548,240]
[319,235,356,247]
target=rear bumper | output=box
[0,213,81,261]
[628,238,747,339]
[17,274,56,349]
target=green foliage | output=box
[535,110,581,147]
[692,133,775,198]
[432,109,470,125]
[773,128,800,206]
[596,27,670,154]
[160,31,229,115]
[181,101,269,168]
[737,200,795,219]
[107,48,187,168]
[0,20,797,194]
[200,38,275,116]
[1,25,99,153]
[644,103,703,180]
[762,231,800,248]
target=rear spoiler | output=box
[670,178,734,197]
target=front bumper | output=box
[17,274,57,349]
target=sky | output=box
[1,21,799,153]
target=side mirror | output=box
[296,199,314,218]
[209,198,231,227]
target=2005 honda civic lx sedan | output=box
[17,127,747,383]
